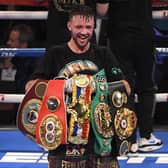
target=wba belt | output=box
[36,80,67,150]
[90,70,114,156]
[17,79,48,140]
[108,81,137,156]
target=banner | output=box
[152,0,168,7]
[0,0,48,7]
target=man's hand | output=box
[25,79,38,93]
[121,80,131,96]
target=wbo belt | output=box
[36,80,67,150]
[90,69,114,156]
[17,79,48,140]
[108,81,137,156]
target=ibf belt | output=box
[36,80,67,150]
[67,74,92,145]
[90,69,114,156]
[108,81,137,156]
[17,79,48,140]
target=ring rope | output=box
[0,11,47,20]
[0,48,45,57]
[0,93,24,103]
[0,48,167,58]
[0,93,167,103]
[0,46,167,103]
[0,11,167,20]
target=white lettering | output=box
[0,152,168,165]
[0,152,47,163]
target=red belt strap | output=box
[36,80,67,150]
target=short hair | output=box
[10,24,34,47]
[68,5,95,21]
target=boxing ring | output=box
[0,9,168,168]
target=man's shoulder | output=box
[48,44,67,52]
[50,44,66,49]
[92,44,109,52]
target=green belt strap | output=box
[90,69,114,156]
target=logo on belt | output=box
[114,108,137,140]
[39,114,63,150]
[94,103,113,138]
[22,98,42,138]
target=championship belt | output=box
[36,80,67,150]
[108,81,137,156]
[17,79,48,140]
[67,74,92,145]
[90,70,114,156]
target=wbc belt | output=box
[35,80,67,150]
[108,81,137,156]
[17,79,48,140]
[90,70,114,156]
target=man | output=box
[25,5,131,168]
[6,24,39,93]
[95,1,163,153]
[46,0,97,48]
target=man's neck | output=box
[67,39,90,54]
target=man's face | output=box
[6,31,21,48]
[67,15,94,50]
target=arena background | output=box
[0,1,168,168]
[0,0,168,127]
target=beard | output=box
[73,34,91,51]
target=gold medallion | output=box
[39,114,63,150]
[75,75,90,88]
[111,90,128,108]
[114,108,137,139]
[112,91,123,108]
[22,99,42,136]
[94,103,114,138]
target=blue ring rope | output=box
[0,48,168,64]
[0,48,45,57]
